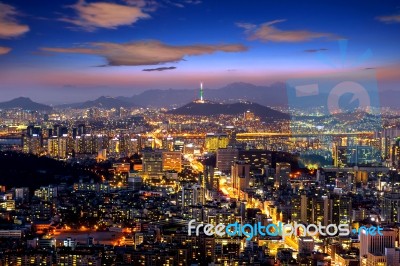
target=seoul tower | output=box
[200,82,204,102]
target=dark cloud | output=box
[184,0,202,4]
[142,66,177,71]
[304,48,328,53]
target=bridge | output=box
[236,132,374,140]
[151,131,375,140]
[0,133,21,139]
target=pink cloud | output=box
[0,46,11,55]
[376,14,400,23]
[0,2,29,39]
[41,41,247,66]
[60,0,150,31]
[237,20,338,42]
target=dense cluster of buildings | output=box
[1,105,400,265]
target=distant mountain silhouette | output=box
[167,100,289,121]
[52,82,399,109]
[380,90,400,108]
[58,96,135,109]
[0,97,52,111]
[117,82,288,108]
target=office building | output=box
[360,228,395,259]
[216,148,238,173]
[329,194,352,224]
[162,151,182,172]
[298,236,314,255]
[232,161,250,194]
[382,192,400,222]
[275,162,291,188]
[238,149,271,172]
[142,150,163,174]
[48,136,68,159]
[334,145,379,167]
[205,133,229,152]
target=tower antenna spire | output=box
[200,82,204,101]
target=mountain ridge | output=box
[0,97,52,111]
[57,96,135,109]
[117,82,288,108]
[1,82,399,109]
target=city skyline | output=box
[2,2,400,265]
[0,0,399,103]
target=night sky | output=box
[0,0,399,103]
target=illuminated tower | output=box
[200,82,204,101]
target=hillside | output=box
[167,101,289,120]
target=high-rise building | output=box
[211,171,220,191]
[365,253,386,266]
[205,133,229,152]
[360,228,395,259]
[142,150,163,174]
[31,200,52,220]
[385,247,400,266]
[300,193,329,225]
[392,138,400,168]
[109,137,120,154]
[301,194,313,224]
[74,134,108,155]
[77,124,86,136]
[290,195,302,222]
[334,145,379,167]
[203,165,215,190]
[382,192,400,222]
[238,149,271,172]
[231,161,250,195]
[130,138,139,154]
[162,151,182,172]
[34,185,58,201]
[329,194,352,224]
[52,124,68,137]
[144,137,155,149]
[22,125,43,155]
[352,208,369,222]
[174,140,185,152]
[381,128,400,160]
[277,249,295,265]
[162,136,174,151]
[298,236,314,255]
[118,134,136,157]
[275,162,291,188]
[216,148,238,173]
[127,171,143,191]
[313,195,329,226]
[14,187,29,202]
[181,184,201,208]
[48,136,68,159]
